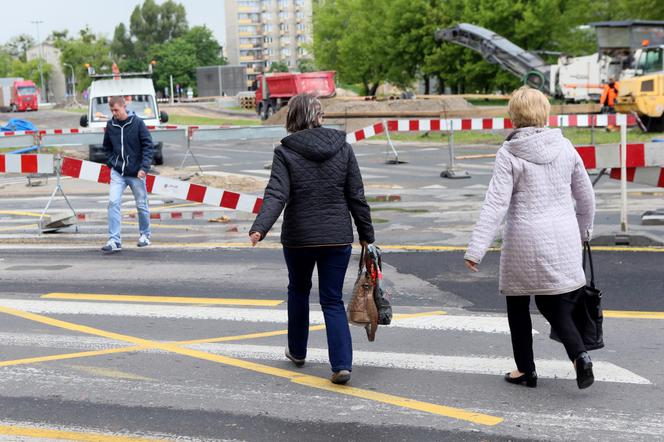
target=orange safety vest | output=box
[600,82,619,107]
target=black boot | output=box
[575,352,594,389]
[504,370,537,388]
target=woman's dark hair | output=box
[286,94,323,133]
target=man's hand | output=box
[464,259,479,272]
[138,170,147,179]
[249,231,261,247]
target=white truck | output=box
[80,69,168,165]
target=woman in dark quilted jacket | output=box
[249,94,375,385]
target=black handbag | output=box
[550,241,604,350]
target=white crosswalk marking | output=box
[0,297,650,386]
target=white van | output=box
[80,74,168,165]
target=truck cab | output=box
[11,80,39,112]
[80,70,168,165]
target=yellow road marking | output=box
[0,223,37,232]
[0,424,164,441]
[145,242,664,253]
[604,310,664,319]
[0,210,43,217]
[0,306,501,425]
[393,310,447,319]
[455,154,497,160]
[66,364,156,381]
[42,293,283,307]
[0,346,145,368]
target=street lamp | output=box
[30,20,46,103]
[63,63,78,105]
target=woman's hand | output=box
[360,240,370,248]
[464,259,479,272]
[249,231,261,247]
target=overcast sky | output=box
[2,0,225,46]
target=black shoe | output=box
[285,348,305,367]
[504,370,537,388]
[575,352,594,389]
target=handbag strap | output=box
[358,245,366,275]
[583,241,596,288]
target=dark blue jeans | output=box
[283,245,353,372]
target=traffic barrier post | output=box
[382,120,406,164]
[38,154,78,233]
[620,119,628,233]
[440,120,470,179]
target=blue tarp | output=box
[0,118,38,132]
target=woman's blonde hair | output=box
[508,86,551,128]
[286,94,323,133]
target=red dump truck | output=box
[255,71,336,120]
[0,78,39,112]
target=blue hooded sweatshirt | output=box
[102,111,154,177]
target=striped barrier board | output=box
[346,114,637,144]
[0,125,190,138]
[576,143,664,169]
[60,156,263,214]
[609,167,664,188]
[0,154,54,174]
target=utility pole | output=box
[31,20,46,103]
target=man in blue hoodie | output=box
[101,95,154,253]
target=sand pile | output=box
[264,95,476,130]
[153,166,266,194]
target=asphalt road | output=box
[0,248,663,441]
[2,109,664,440]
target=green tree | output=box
[180,26,225,66]
[9,58,52,85]
[268,61,289,72]
[313,0,392,96]
[297,58,316,73]
[58,32,113,93]
[149,37,197,93]
[3,34,35,62]
[112,0,188,70]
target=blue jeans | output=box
[108,169,151,244]
[283,245,353,372]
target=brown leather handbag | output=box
[347,246,379,341]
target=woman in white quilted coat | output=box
[464,87,596,389]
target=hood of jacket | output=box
[281,127,347,162]
[503,127,566,165]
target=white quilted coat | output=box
[465,127,595,295]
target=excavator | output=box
[438,21,664,131]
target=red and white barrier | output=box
[60,157,263,214]
[0,154,54,174]
[576,143,664,169]
[346,114,637,144]
[609,167,664,188]
[0,125,190,138]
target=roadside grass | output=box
[164,115,261,126]
[60,107,260,126]
[60,107,86,114]
[372,128,664,146]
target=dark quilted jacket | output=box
[250,127,374,247]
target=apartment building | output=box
[224,0,313,88]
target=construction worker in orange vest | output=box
[600,78,619,113]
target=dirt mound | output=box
[264,95,474,126]
[152,166,266,194]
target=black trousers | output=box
[506,290,587,373]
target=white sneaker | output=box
[137,234,151,247]
[101,240,122,253]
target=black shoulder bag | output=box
[549,241,604,350]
